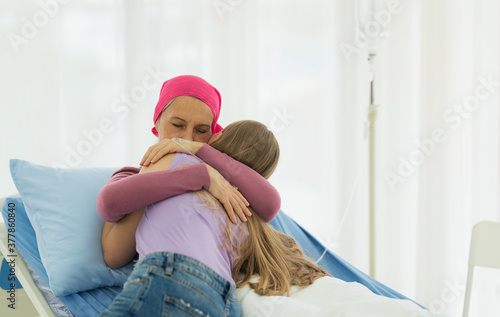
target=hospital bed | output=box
[0,159,430,317]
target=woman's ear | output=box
[154,114,161,132]
[208,131,223,145]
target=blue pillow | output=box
[9,159,134,297]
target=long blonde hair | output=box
[211,120,330,296]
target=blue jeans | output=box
[100,252,242,317]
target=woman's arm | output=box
[197,145,281,222]
[98,163,250,223]
[140,141,281,222]
[97,164,210,222]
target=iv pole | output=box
[368,52,378,278]
[356,0,387,278]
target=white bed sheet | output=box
[237,276,448,317]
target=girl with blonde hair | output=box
[209,120,329,296]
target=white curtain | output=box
[1,1,499,316]
[374,1,500,315]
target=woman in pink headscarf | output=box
[97,74,280,291]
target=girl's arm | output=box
[101,208,144,269]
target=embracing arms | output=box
[97,164,210,223]
[98,143,281,223]
[99,143,281,268]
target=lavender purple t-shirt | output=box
[135,153,248,283]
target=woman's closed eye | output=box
[171,124,208,133]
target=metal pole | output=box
[368,53,378,278]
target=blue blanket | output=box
[1,197,420,316]
[269,212,414,301]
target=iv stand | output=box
[368,52,378,278]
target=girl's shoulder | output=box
[170,153,204,168]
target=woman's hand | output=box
[140,139,203,167]
[206,165,252,223]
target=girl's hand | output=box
[206,165,251,223]
[140,139,203,167]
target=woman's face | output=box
[155,96,214,143]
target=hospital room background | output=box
[1,0,499,316]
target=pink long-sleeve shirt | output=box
[97,144,280,223]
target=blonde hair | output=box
[211,120,330,296]
[211,120,279,179]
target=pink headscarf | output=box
[151,75,223,137]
